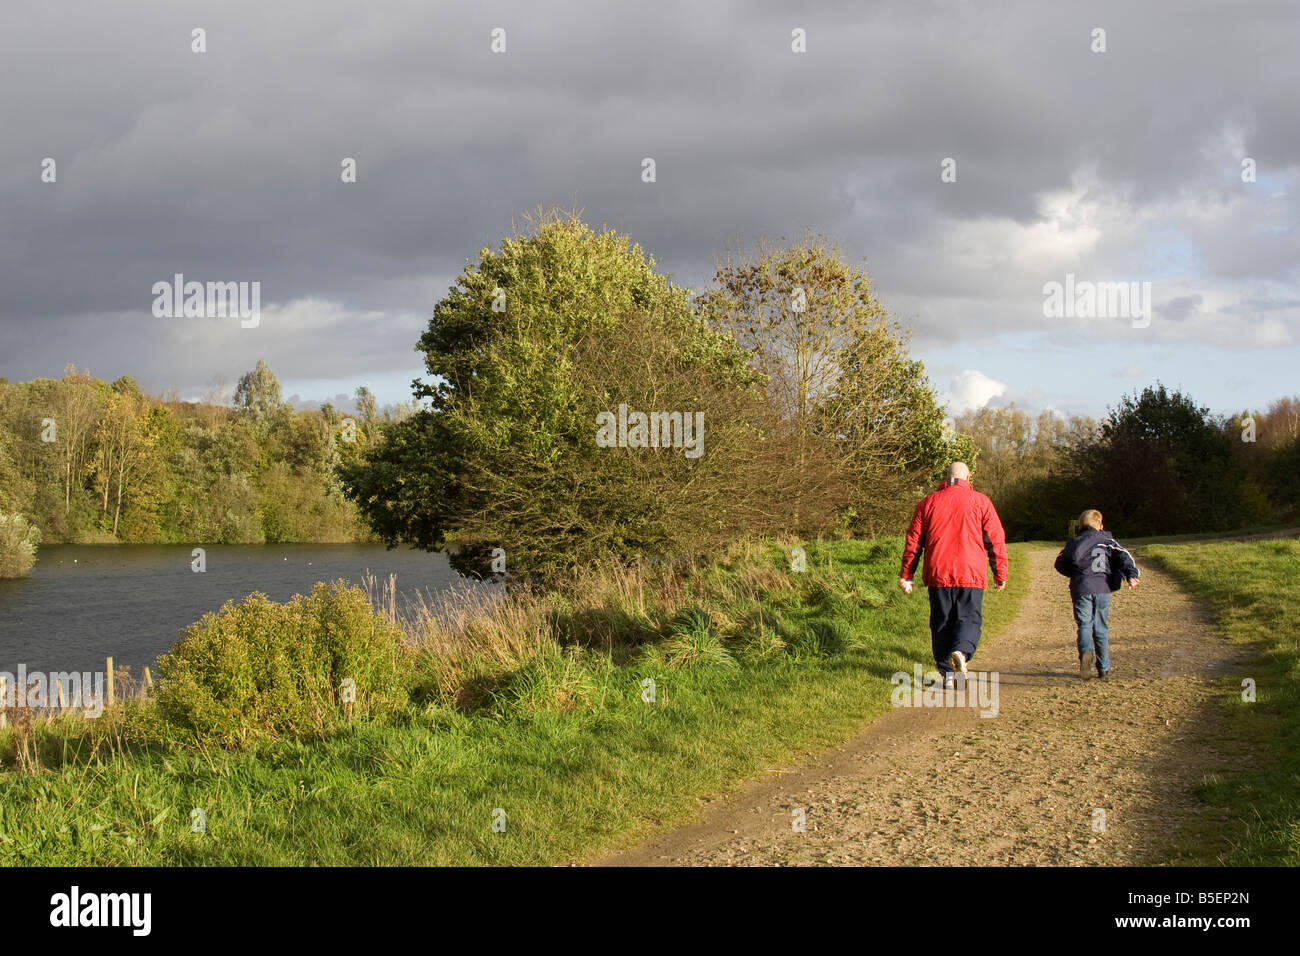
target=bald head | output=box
[945,461,970,482]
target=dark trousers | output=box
[929,586,984,675]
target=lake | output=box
[0,544,476,676]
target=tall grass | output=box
[363,542,795,708]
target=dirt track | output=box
[595,546,1256,866]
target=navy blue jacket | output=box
[1054,529,1139,598]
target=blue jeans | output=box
[1073,592,1111,674]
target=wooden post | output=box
[56,679,67,710]
[142,667,153,691]
[106,656,115,708]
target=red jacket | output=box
[900,479,1008,589]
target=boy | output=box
[1053,509,1139,681]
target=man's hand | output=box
[899,577,914,595]
[1128,577,1140,589]
[994,579,1006,592]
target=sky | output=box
[2,0,1296,421]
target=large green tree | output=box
[341,214,792,582]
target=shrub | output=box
[154,581,412,744]
[0,511,40,578]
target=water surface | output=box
[0,544,469,676]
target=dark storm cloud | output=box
[1,0,1297,398]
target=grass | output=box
[0,537,1029,865]
[1144,537,1300,865]
[1021,519,1300,552]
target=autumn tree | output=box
[52,366,103,522]
[955,404,1098,539]
[699,234,964,533]
[93,379,160,536]
[354,386,378,437]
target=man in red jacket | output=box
[899,462,1009,689]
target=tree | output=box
[699,235,961,533]
[354,387,378,433]
[700,233,889,430]
[93,388,159,536]
[234,360,284,421]
[0,386,35,516]
[0,378,60,531]
[52,366,102,522]
[955,405,1098,539]
[1090,384,1245,535]
[819,320,969,531]
[342,213,791,582]
[1257,397,1300,449]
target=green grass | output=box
[1145,537,1300,865]
[1021,520,1300,552]
[0,538,1030,865]
[1122,521,1300,547]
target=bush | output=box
[154,581,413,744]
[0,511,40,578]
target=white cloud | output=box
[942,369,1008,415]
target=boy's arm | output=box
[1113,541,1140,582]
[1054,545,1072,577]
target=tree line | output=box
[956,386,1300,540]
[0,363,400,553]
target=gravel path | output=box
[595,546,1255,866]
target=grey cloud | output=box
[1157,294,1204,321]
[1,0,1298,403]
